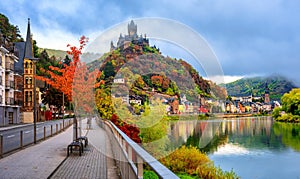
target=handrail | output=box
[102,119,179,179]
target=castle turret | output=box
[110,41,115,51]
[128,20,137,36]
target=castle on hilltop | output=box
[110,20,149,51]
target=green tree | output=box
[103,61,116,79]
[0,13,23,43]
[63,55,72,66]
[281,88,300,116]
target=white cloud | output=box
[205,75,244,84]
[34,28,79,50]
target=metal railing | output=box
[0,118,73,158]
[100,119,179,179]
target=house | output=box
[113,78,125,84]
[0,33,21,126]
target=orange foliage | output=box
[151,75,163,86]
[36,36,103,113]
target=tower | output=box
[22,18,39,123]
[264,82,270,104]
[128,20,137,36]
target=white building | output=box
[0,44,21,126]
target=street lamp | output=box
[62,92,64,130]
[30,57,39,144]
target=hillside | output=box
[38,48,68,60]
[225,75,297,100]
[95,45,213,102]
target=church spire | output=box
[24,18,33,59]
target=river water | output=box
[168,117,300,179]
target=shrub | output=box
[160,146,210,175]
[143,170,159,179]
[272,107,281,119]
[160,146,239,179]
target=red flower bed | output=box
[111,114,141,143]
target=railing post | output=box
[137,156,143,179]
[44,126,46,140]
[20,131,23,149]
[128,145,132,162]
[56,124,58,134]
[51,125,53,137]
[0,134,3,158]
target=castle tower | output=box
[264,82,270,104]
[128,20,137,36]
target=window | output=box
[8,112,13,124]
[29,77,32,84]
[25,91,29,102]
[25,62,28,68]
[29,91,32,102]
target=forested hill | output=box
[91,44,228,101]
[224,75,297,100]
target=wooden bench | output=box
[67,140,83,156]
[77,136,88,147]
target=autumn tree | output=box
[36,36,89,102]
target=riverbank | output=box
[214,113,267,118]
[164,113,270,121]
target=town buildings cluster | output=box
[224,84,280,114]
[0,18,42,126]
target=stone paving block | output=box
[50,144,106,179]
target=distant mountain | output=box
[224,75,298,100]
[38,48,102,63]
[38,48,68,60]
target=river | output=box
[167,116,300,179]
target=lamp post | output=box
[62,92,64,130]
[30,57,39,144]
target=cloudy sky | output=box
[1,0,300,85]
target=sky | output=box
[1,0,300,85]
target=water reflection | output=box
[168,117,300,178]
[168,117,299,152]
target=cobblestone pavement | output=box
[50,118,119,179]
[50,145,106,179]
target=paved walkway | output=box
[0,118,119,179]
[50,118,119,179]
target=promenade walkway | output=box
[50,118,119,179]
[0,118,119,179]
